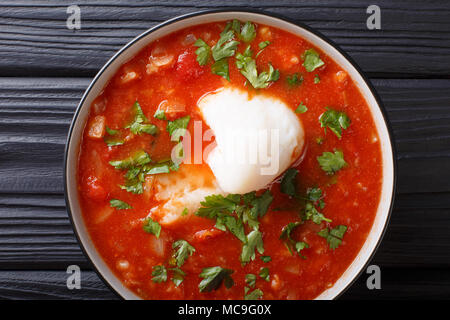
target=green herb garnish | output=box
[280,168,298,197]
[317,150,347,175]
[109,199,132,210]
[259,267,270,282]
[172,240,196,267]
[194,38,211,65]
[143,217,161,238]
[319,107,351,139]
[302,48,324,72]
[318,225,347,250]
[295,103,307,114]
[198,266,234,292]
[167,115,190,142]
[151,265,167,283]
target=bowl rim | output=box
[64,7,397,300]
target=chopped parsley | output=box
[142,217,161,238]
[153,109,166,120]
[104,126,124,146]
[194,38,211,65]
[302,48,324,72]
[244,287,263,300]
[212,30,239,61]
[172,239,196,267]
[280,222,309,258]
[125,101,158,136]
[258,41,271,50]
[286,73,303,87]
[260,255,272,263]
[318,225,348,250]
[167,115,190,142]
[240,229,264,264]
[280,168,298,197]
[259,267,270,282]
[109,199,132,210]
[295,103,307,114]
[211,59,230,80]
[319,107,351,139]
[314,74,320,84]
[317,150,347,175]
[169,267,186,287]
[151,265,167,283]
[198,266,234,292]
[245,274,256,288]
[236,51,280,89]
[110,151,178,194]
[181,207,188,216]
[239,21,256,42]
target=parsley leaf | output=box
[280,168,298,197]
[317,150,347,175]
[245,274,256,288]
[125,101,157,135]
[172,239,196,267]
[302,48,324,72]
[151,265,167,283]
[241,229,264,264]
[303,202,331,224]
[153,109,166,120]
[244,287,263,300]
[198,266,234,292]
[211,59,229,80]
[215,214,246,242]
[280,222,309,257]
[318,225,347,250]
[240,21,256,42]
[110,199,132,210]
[295,103,307,114]
[169,267,186,287]
[260,256,272,263]
[236,53,280,89]
[314,74,320,84]
[104,126,124,146]
[109,150,151,170]
[212,30,239,61]
[167,115,190,142]
[196,194,240,219]
[295,241,309,258]
[194,38,211,65]
[286,73,303,87]
[143,217,161,238]
[258,41,270,50]
[259,267,270,282]
[319,108,351,139]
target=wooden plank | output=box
[0,192,449,269]
[342,267,450,300]
[0,1,449,77]
[0,270,117,300]
[0,78,449,194]
[0,268,449,300]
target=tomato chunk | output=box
[175,48,205,81]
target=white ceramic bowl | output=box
[65,9,396,300]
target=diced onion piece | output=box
[95,205,114,224]
[146,54,175,74]
[335,71,348,85]
[120,71,138,84]
[182,33,196,46]
[149,236,165,257]
[88,115,106,139]
[158,99,186,119]
[259,27,272,40]
[143,175,155,200]
[117,260,129,270]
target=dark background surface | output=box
[0,0,449,299]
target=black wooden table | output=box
[0,1,449,300]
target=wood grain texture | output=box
[1,268,449,300]
[0,0,449,77]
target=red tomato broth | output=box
[77,21,382,300]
